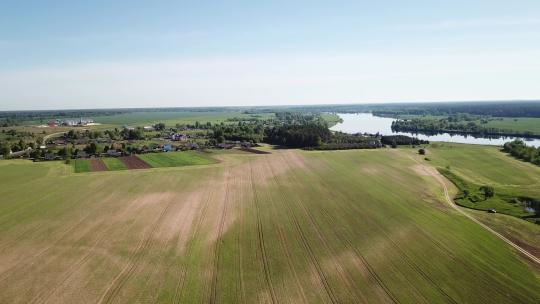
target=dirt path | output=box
[409,155,540,265]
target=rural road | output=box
[411,155,540,266]
[43,131,65,142]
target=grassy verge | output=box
[438,168,537,222]
[136,151,215,168]
[102,157,128,171]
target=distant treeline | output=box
[370,101,540,118]
[502,140,540,166]
[243,101,540,118]
[391,115,539,138]
[0,109,126,126]
[4,101,540,127]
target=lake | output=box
[330,113,540,147]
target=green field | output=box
[485,117,540,135]
[90,111,275,126]
[102,157,128,171]
[0,148,538,303]
[425,143,540,201]
[136,151,216,168]
[72,159,91,173]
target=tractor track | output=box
[280,152,398,304]
[209,168,231,304]
[0,182,68,252]
[276,226,309,303]
[236,172,246,304]
[35,181,166,304]
[172,173,217,303]
[260,159,309,303]
[0,191,120,281]
[264,157,337,304]
[249,162,278,304]
[98,194,174,304]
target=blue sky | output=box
[1,1,540,110]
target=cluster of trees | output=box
[265,122,331,147]
[0,129,43,156]
[64,129,103,140]
[380,135,429,147]
[502,140,540,166]
[207,112,427,150]
[212,122,265,143]
[175,121,212,130]
[391,117,537,138]
[121,128,145,140]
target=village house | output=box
[44,153,56,160]
[162,144,173,152]
[106,149,122,157]
[76,151,87,158]
[169,132,188,141]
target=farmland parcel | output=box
[0,149,538,303]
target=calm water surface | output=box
[330,113,540,147]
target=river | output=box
[330,113,540,147]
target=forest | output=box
[391,115,539,138]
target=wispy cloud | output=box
[54,30,209,44]
[388,17,540,31]
[1,50,539,110]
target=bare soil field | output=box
[90,158,108,171]
[0,149,538,303]
[119,155,151,169]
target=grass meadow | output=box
[484,117,540,135]
[72,159,91,173]
[0,148,538,303]
[102,157,128,171]
[89,111,275,126]
[137,151,216,168]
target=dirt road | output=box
[411,155,540,265]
